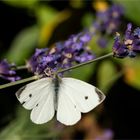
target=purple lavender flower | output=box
[27,31,95,76]
[134,27,140,38]
[113,23,140,58]
[93,4,124,35]
[26,48,49,74]
[75,52,95,63]
[0,59,20,81]
[113,33,129,58]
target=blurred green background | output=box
[1,0,140,139]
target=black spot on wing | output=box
[85,96,88,100]
[29,94,32,98]
[95,88,105,102]
[16,86,26,99]
[21,101,26,105]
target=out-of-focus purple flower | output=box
[95,129,114,140]
[110,4,124,18]
[27,31,95,76]
[92,4,124,35]
[90,4,124,51]
[0,59,20,81]
[97,38,108,48]
[134,27,140,38]
[80,33,91,43]
[113,23,140,58]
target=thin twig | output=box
[57,52,113,73]
[16,65,27,70]
[0,76,39,90]
[11,65,27,70]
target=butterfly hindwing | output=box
[57,84,81,125]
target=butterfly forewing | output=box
[16,78,55,124]
[60,78,105,113]
[16,78,52,109]
[30,84,55,124]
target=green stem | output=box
[11,65,27,70]
[0,76,38,90]
[57,52,113,73]
[16,65,27,70]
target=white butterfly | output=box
[16,77,105,125]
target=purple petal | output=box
[134,27,140,38]
[80,33,91,43]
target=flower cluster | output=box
[91,4,124,48]
[95,4,124,34]
[113,23,140,58]
[27,32,95,76]
[0,59,20,81]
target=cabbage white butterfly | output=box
[16,76,105,125]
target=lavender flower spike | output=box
[0,59,20,81]
[113,32,128,58]
[113,23,140,58]
[27,31,95,77]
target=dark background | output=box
[0,0,140,139]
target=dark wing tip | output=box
[15,86,26,99]
[95,88,106,102]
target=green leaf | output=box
[36,6,57,25]
[3,0,38,8]
[97,60,118,92]
[36,6,71,47]
[70,0,84,9]
[0,107,60,140]
[114,0,140,24]
[82,13,94,28]
[89,35,113,55]
[6,26,39,65]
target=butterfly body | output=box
[16,77,105,125]
[53,77,61,110]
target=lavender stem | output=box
[57,52,113,73]
[0,76,39,90]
